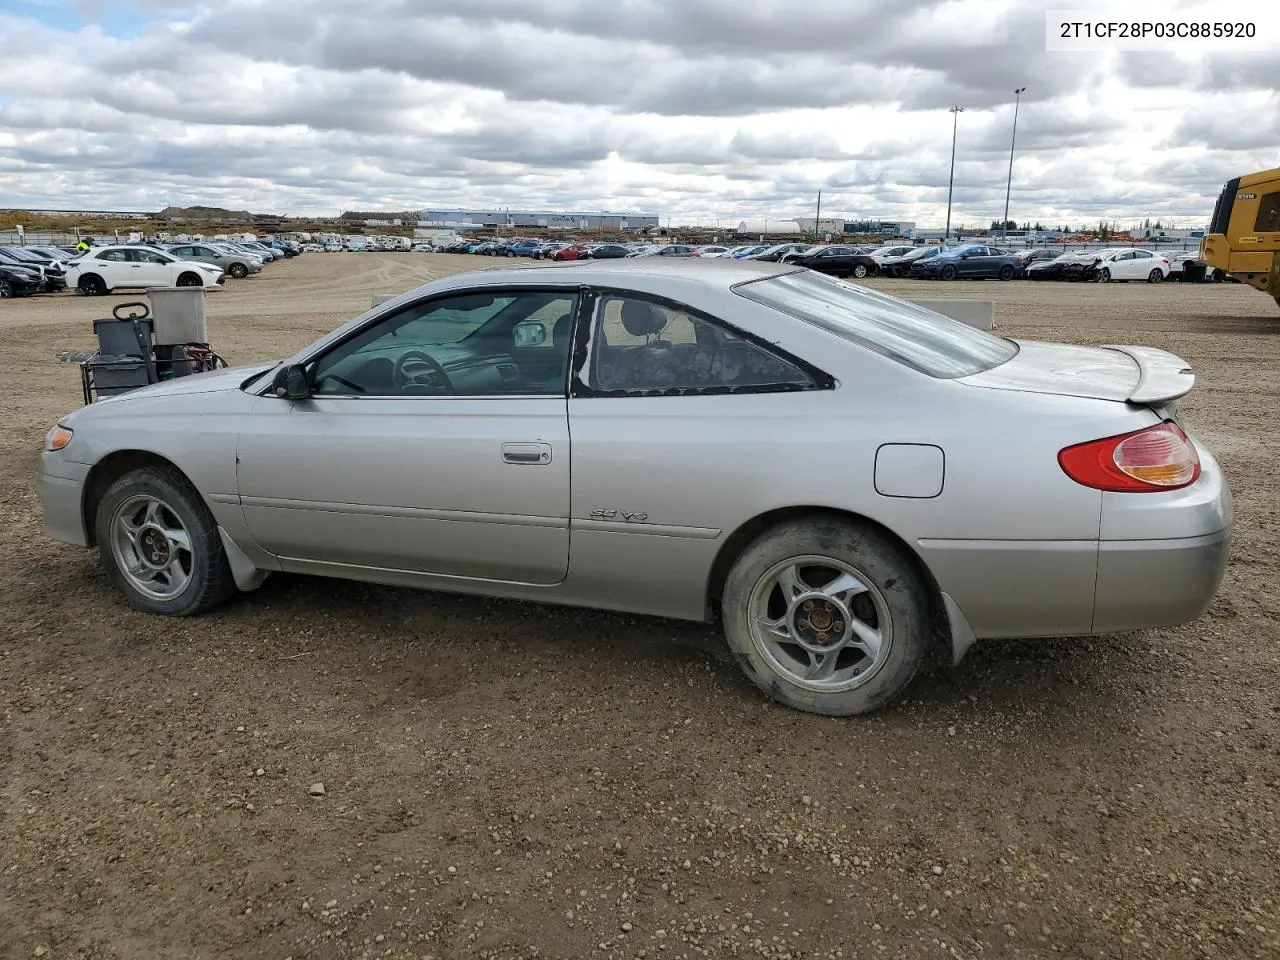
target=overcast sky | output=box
[0,0,1275,227]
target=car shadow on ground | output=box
[216,571,1163,730]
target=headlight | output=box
[45,423,73,452]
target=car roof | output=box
[439,256,804,289]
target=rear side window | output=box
[735,270,1017,379]
[1254,192,1280,232]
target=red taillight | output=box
[1058,421,1200,492]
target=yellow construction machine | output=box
[1200,166,1280,313]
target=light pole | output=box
[945,105,964,241]
[1001,87,1026,242]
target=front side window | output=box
[588,293,813,395]
[134,250,173,264]
[311,290,577,397]
[735,269,1017,379]
[1253,192,1280,232]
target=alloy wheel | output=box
[747,556,892,692]
[109,495,195,601]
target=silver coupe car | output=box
[37,259,1232,716]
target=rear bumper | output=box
[924,447,1232,643]
[1092,530,1229,633]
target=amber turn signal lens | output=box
[45,425,73,452]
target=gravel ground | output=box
[2,254,1277,960]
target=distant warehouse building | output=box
[418,209,659,231]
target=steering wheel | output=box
[393,350,454,393]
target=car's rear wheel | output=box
[1097,268,1112,282]
[998,265,1016,281]
[78,273,107,296]
[228,262,248,279]
[939,265,957,280]
[95,465,236,616]
[176,271,203,287]
[851,264,869,279]
[721,517,929,716]
[1147,268,1163,283]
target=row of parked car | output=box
[437,237,1223,284]
[0,237,303,298]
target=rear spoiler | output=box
[1101,344,1195,404]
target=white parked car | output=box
[1093,248,1172,283]
[866,244,916,264]
[65,245,225,295]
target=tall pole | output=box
[1002,87,1026,242]
[945,105,964,241]
[814,189,822,240]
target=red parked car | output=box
[550,244,590,261]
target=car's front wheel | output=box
[721,517,930,716]
[1097,268,1112,282]
[0,279,12,298]
[939,265,957,280]
[95,465,236,616]
[228,262,248,279]
[176,271,203,287]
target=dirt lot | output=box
[2,254,1278,960]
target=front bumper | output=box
[37,455,91,547]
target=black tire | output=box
[851,263,869,279]
[1097,268,1111,283]
[78,273,107,296]
[1147,268,1163,283]
[0,280,12,298]
[998,265,1015,281]
[228,262,248,279]
[94,465,236,616]
[939,264,957,281]
[721,516,930,716]
[176,272,203,287]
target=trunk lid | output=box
[957,340,1194,404]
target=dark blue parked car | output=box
[506,239,544,258]
[908,244,1022,280]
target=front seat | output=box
[544,311,574,390]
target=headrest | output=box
[619,300,666,337]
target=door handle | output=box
[502,442,552,465]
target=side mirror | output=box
[513,321,548,348]
[273,363,311,400]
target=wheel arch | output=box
[704,505,951,658]
[82,449,190,547]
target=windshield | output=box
[735,269,1017,379]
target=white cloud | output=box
[0,0,1274,226]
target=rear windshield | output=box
[734,270,1017,378]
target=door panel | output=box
[236,396,571,584]
[129,250,172,286]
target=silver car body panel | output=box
[37,259,1232,660]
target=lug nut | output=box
[833,621,843,631]
[802,600,813,612]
